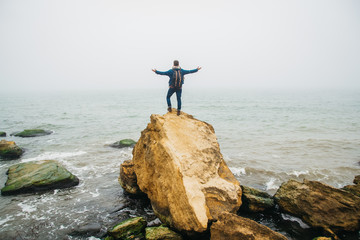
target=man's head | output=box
[173,60,179,67]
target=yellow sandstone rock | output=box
[130,110,242,234]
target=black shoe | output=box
[168,107,172,112]
[177,110,181,116]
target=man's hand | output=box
[197,66,202,70]
[152,69,157,72]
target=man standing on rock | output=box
[152,60,201,116]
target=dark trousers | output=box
[166,87,182,110]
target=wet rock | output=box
[119,160,143,195]
[342,175,360,197]
[1,160,79,195]
[128,111,242,235]
[0,140,23,160]
[210,212,287,240]
[70,223,102,237]
[108,217,146,239]
[240,185,275,212]
[145,225,183,240]
[274,179,360,234]
[353,175,360,185]
[0,131,6,137]
[313,237,331,240]
[12,129,52,137]
[110,139,136,148]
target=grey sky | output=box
[0,0,359,92]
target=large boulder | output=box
[210,212,287,240]
[240,185,275,212]
[274,179,360,234]
[1,160,79,195]
[12,129,52,137]
[128,111,242,235]
[0,140,23,160]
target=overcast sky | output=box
[0,0,359,92]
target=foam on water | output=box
[21,151,87,163]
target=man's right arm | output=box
[153,69,172,76]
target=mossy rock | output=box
[240,185,275,212]
[12,129,52,137]
[312,237,331,240]
[0,140,23,160]
[108,217,146,239]
[109,139,137,149]
[0,132,6,137]
[1,160,79,195]
[145,225,183,240]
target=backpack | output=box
[172,69,183,89]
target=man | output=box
[152,60,201,116]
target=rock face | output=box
[12,129,52,137]
[118,160,142,195]
[1,160,79,195]
[0,140,23,160]
[128,111,242,234]
[210,212,287,240]
[274,179,360,233]
[240,185,275,212]
[109,139,136,148]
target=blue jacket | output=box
[155,67,198,88]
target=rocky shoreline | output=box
[118,110,360,240]
[1,115,359,239]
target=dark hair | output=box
[173,60,179,66]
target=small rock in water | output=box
[0,140,23,160]
[240,185,275,212]
[145,225,183,240]
[109,139,136,148]
[1,160,79,195]
[0,131,6,137]
[12,129,52,137]
[108,217,146,239]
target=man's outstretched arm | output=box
[182,66,202,75]
[152,69,172,76]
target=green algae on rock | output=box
[145,225,183,240]
[0,140,23,160]
[240,185,275,212]
[108,217,146,239]
[12,129,52,137]
[1,160,79,195]
[109,139,136,148]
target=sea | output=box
[0,88,359,240]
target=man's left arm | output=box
[182,67,201,75]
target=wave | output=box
[229,167,246,176]
[21,151,87,162]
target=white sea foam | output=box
[0,215,14,225]
[265,178,279,191]
[21,151,87,162]
[229,167,246,176]
[18,202,37,213]
[290,170,309,177]
[281,213,310,229]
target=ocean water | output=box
[0,88,359,239]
